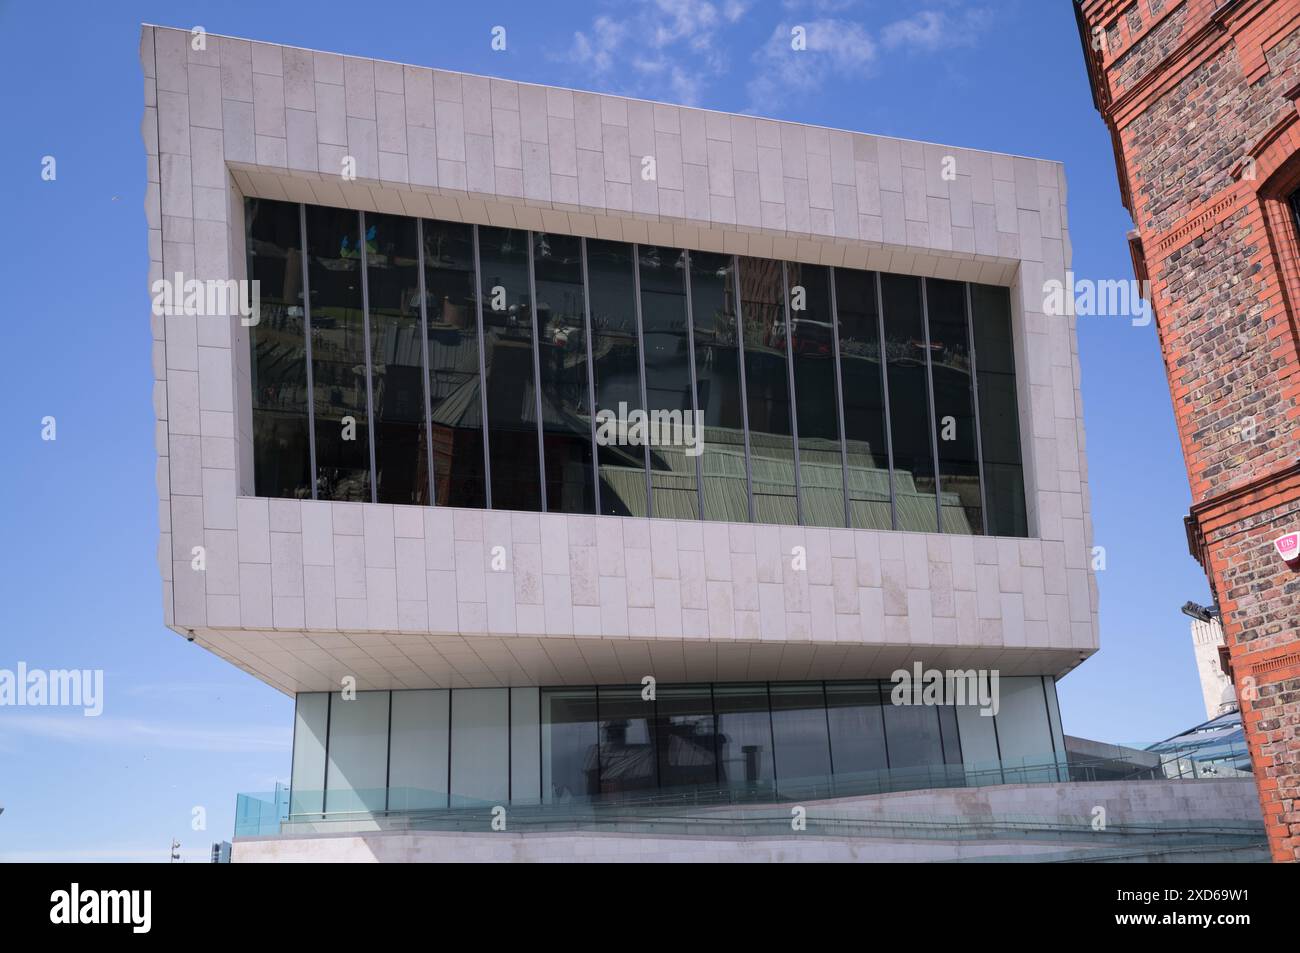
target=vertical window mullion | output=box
[298,203,318,500]
[781,262,803,526]
[965,282,988,535]
[358,210,379,504]
[874,272,897,531]
[919,276,942,533]
[733,257,756,523]
[632,244,652,517]
[580,238,602,515]
[416,218,436,506]
[526,233,548,512]
[682,249,705,521]
[471,224,493,509]
[828,267,851,529]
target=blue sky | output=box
[0,0,1212,862]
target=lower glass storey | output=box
[289,677,1067,816]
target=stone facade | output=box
[1076,0,1300,862]
[142,26,1096,693]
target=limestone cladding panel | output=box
[142,25,1095,654]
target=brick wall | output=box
[1077,0,1300,862]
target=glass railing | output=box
[234,747,1253,839]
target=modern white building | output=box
[142,25,1102,858]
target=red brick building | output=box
[1075,0,1300,862]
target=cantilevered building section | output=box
[143,25,1102,858]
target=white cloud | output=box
[882,8,991,52]
[559,0,750,105]
[745,6,993,112]
[0,713,290,753]
[746,19,878,112]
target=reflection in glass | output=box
[597,686,658,795]
[424,219,487,507]
[245,198,312,499]
[714,683,774,793]
[653,685,718,790]
[881,274,938,531]
[834,270,892,530]
[324,690,389,814]
[971,284,1028,537]
[365,213,427,504]
[587,239,648,516]
[534,233,596,513]
[738,257,797,524]
[639,245,699,518]
[541,688,599,803]
[478,226,542,511]
[826,681,889,778]
[306,205,371,501]
[926,278,982,534]
[939,703,963,765]
[770,682,832,788]
[881,698,944,773]
[690,252,749,521]
[788,263,845,527]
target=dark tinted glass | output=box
[882,699,944,773]
[306,205,371,501]
[365,213,427,505]
[970,283,1027,537]
[788,263,845,527]
[639,246,699,518]
[245,198,311,499]
[533,233,596,514]
[654,685,718,790]
[769,682,832,787]
[825,681,889,777]
[714,683,774,794]
[834,269,891,529]
[587,239,648,516]
[424,220,486,508]
[478,226,542,511]
[541,688,599,803]
[597,686,658,795]
[739,257,797,524]
[881,273,937,531]
[938,703,962,765]
[926,278,982,534]
[690,252,749,521]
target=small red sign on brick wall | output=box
[1275,532,1300,563]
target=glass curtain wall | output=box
[245,198,312,498]
[249,200,1029,538]
[926,278,982,534]
[365,213,427,505]
[423,219,487,508]
[533,232,596,514]
[880,274,938,531]
[834,269,892,529]
[535,680,961,802]
[478,226,543,511]
[639,245,700,519]
[787,263,847,527]
[586,239,648,516]
[305,205,371,501]
[689,252,750,521]
[738,257,797,524]
[970,284,1028,537]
